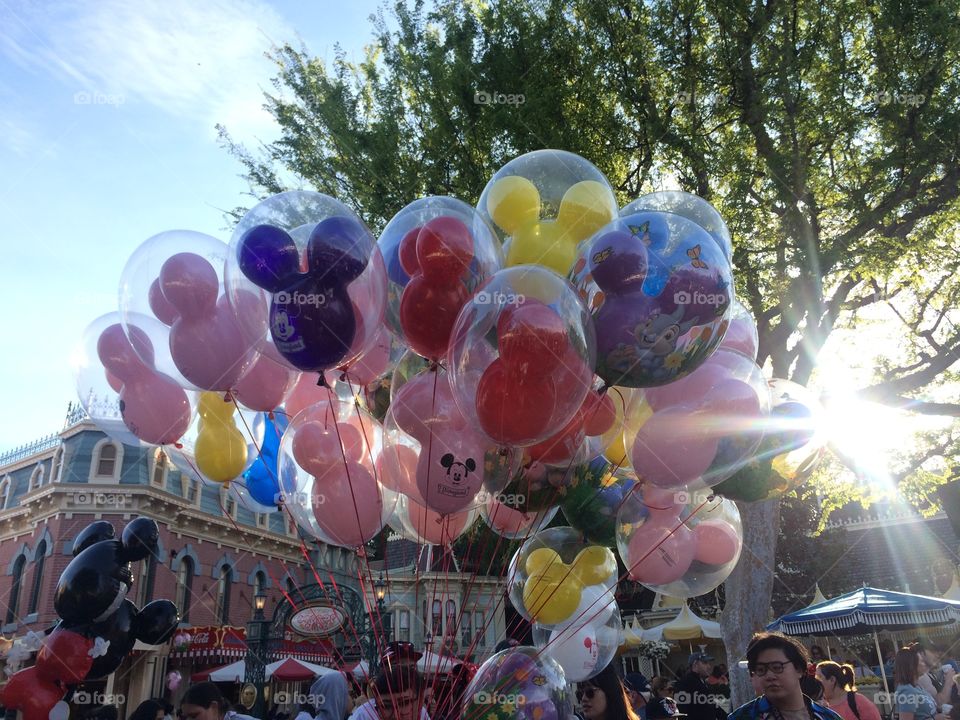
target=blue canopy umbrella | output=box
[767,586,960,698]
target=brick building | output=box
[0,405,363,715]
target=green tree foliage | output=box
[220,0,960,701]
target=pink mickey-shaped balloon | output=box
[643,360,731,412]
[626,519,695,585]
[703,378,763,437]
[233,352,297,411]
[285,375,339,420]
[641,486,684,521]
[377,443,421,499]
[631,405,719,488]
[693,519,740,565]
[161,253,253,390]
[312,462,384,547]
[292,421,344,475]
[392,371,458,442]
[97,323,191,445]
[148,278,179,325]
[341,324,393,387]
[415,427,485,515]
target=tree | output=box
[220,0,960,703]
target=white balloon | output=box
[544,625,600,682]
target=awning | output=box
[767,586,960,636]
[417,650,460,675]
[170,626,335,664]
[192,657,340,682]
[642,603,722,641]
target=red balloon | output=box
[497,300,569,372]
[582,392,616,436]
[398,226,421,276]
[2,668,63,720]
[526,409,585,464]
[416,216,474,281]
[476,359,558,444]
[399,275,470,359]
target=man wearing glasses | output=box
[728,633,841,720]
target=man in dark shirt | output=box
[675,652,725,720]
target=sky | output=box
[0,0,382,452]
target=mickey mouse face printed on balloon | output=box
[226,191,385,374]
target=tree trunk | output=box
[720,499,781,707]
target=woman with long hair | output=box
[576,663,642,720]
[816,661,881,720]
[893,646,947,720]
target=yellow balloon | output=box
[523,566,582,624]
[507,220,576,275]
[570,546,617,586]
[556,180,618,243]
[525,547,563,575]
[195,392,248,483]
[487,175,541,235]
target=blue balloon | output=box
[243,413,289,507]
[237,224,300,292]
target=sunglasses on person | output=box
[750,662,788,677]
[576,687,603,702]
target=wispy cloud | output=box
[0,0,296,140]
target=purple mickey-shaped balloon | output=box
[307,216,371,284]
[237,224,301,293]
[588,229,648,293]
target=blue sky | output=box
[0,0,382,452]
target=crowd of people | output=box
[55,635,960,720]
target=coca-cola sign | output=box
[289,605,346,638]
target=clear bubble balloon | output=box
[278,394,394,548]
[479,493,558,540]
[632,348,769,489]
[570,211,733,388]
[559,457,638,546]
[119,230,259,391]
[461,646,573,720]
[381,364,516,515]
[226,191,386,375]
[168,393,257,486]
[533,586,621,682]
[717,296,759,361]
[386,489,477,545]
[622,191,733,261]
[377,196,502,360]
[711,378,826,502]
[448,265,596,447]
[616,485,742,598]
[478,150,618,276]
[507,526,618,630]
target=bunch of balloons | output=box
[70,150,827,686]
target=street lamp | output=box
[245,590,270,720]
[374,574,392,652]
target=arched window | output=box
[151,450,167,487]
[177,557,194,622]
[431,600,442,635]
[51,447,64,483]
[28,541,47,614]
[95,443,118,477]
[461,612,472,648]
[6,555,26,624]
[215,566,232,625]
[284,576,296,599]
[399,610,410,642]
[474,611,485,646]
[0,477,10,510]
[29,466,44,491]
[445,599,456,636]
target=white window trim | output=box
[0,476,11,510]
[181,476,201,507]
[29,465,44,491]
[220,488,237,519]
[88,439,123,483]
[51,447,64,483]
[151,450,168,488]
[256,513,267,528]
